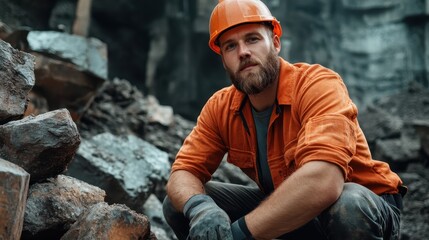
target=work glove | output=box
[231,216,253,240]
[183,194,233,240]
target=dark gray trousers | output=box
[163,182,402,240]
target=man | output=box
[163,0,406,239]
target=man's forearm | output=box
[166,170,206,212]
[246,161,345,240]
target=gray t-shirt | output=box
[252,106,274,193]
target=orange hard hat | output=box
[208,0,282,54]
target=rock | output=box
[143,194,176,240]
[67,132,170,212]
[27,31,108,79]
[32,52,105,121]
[22,175,105,239]
[358,105,403,149]
[0,158,30,240]
[0,108,81,182]
[373,124,421,171]
[0,39,35,124]
[60,202,152,240]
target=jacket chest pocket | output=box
[227,149,256,181]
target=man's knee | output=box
[162,195,180,223]
[328,183,379,220]
[322,183,384,239]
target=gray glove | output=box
[231,216,253,240]
[184,194,233,240]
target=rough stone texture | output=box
[32,52,105,121]
[27,31,108,79]
[0,39,35,124]
[399,164,429,240]
[0,158,30,240]
[143,194,176,240]
[60,202,152,240]
[22,175,106,239]
[374,87,429,122]
[67,132,170,212]
[374,125,421,171]
[284,0,429,110]
[358,105,403,150]
[0,108,81,182]
[77,78,195,163]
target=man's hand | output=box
[184,194,233,240]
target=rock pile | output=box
[0,39,157,239]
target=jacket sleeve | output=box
[171,95,227,183]
[294,64,358,180]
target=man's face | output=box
[218,23,281,95]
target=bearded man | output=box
[162,1,406,239]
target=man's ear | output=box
[273,34,281,54]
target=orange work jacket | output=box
[172,58,403,195]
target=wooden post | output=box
[72,0,92,36]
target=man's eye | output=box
[224,43,236,51]
[247,37,259,43]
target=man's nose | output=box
[237,42,251,59]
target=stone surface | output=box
[0,158,30,240]
[0,39,35,124]
[143,194,176,240]
[27,31,107,79]
[60,202,152,240]
[67,132,170,212]
[22,175,106,239]
[0,108,81,182]
[32,52,105,121]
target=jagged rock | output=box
[22,175,106,239]
[143,194,176,240]
[77,78,195,162]
[27,31,108,79]
[67,132,170,212]
[399,163,429,240]
[60,202,153,240]
[31,52,105,121]
[0,39,35,124]
[375,87,429,122]
[373,124,421,171]
[146,95,174,127]
[358,105,403,149]
[0,158,30,240]
[212,156,256,187]
[0,108,81,182]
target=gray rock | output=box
[0,108,81,182]
[0,39,35,123]
[67,132,170,212]
[27,31,107,79]
[143,194,177,240]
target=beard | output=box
[227,47,280,95]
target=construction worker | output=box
[163,0,406,239]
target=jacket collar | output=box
[230,57,295,112]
